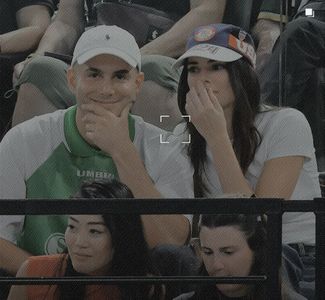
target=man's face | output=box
[67,54,144,117]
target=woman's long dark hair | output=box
[178,57,261,197]
[59,179,163,300]
[192,214,267,299]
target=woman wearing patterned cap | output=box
[174,23,320,299]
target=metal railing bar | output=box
[315,199,325,300]
[0,198,282,215]
[0,275,267,285]
[265,213,283,299]
[281,200,317,212]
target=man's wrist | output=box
[111,140,136,161]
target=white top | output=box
[175,108,321,244]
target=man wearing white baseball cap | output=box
[0,25,193,275]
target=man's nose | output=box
[99,79,114,96]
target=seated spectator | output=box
[8,179,164,300]
[0,25,193,276]
[174,214,307,300]
[253,0,325,171]
[10,0,225,127]
[0,0,55,138]
[132,55,183,131]
[173,23,320,298]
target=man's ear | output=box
[66,66,77,93]
[135,71,145,94]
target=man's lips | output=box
[89,98,119,104]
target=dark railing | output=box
[0,198,324,300]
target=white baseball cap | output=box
[71,25,141,70]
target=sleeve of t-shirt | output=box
[154,136,194,199]
[13,0,56,15]
[257,0,289,23]
[265,108,315,161]
[0,128,26,243]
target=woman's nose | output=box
[212,257,225,273]
[74,234,88,247]
[194,71,212,86]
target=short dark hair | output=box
[193,214,267,299]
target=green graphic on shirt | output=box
[17,106,135,255]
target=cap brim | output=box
[173,45,242,69]
[73,47,139,69]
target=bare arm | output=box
[79,103,190,247]
[0,238,31,275]
[140,0,226,57]
[7,259,29,300]
[13,0,85,81]
[34,0,85,55]
[252,19,281,72]
[111,140,190,247]
[208,138,304,199]
[0,5,51,53]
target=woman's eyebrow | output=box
[220,246,236,251]
[69,216,79,223]
[87,222,105,225]
[200,246,211,250]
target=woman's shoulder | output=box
[26,254,68,277]
[257,106,307,124]
[255,106,311,137]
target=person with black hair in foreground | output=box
[8,179,164,300]
[174,214,306,300]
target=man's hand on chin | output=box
[81,102,133,156]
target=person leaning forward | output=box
[0,25,193,276]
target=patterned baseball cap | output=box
[174,23,256,68]
[72,25,141,70]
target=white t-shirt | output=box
[175,108,321,244]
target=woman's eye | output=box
[223,251,234,255]
[187,66,199,73]
[212,64,226,71]
[89,229,102,235]
[201,250,213,256]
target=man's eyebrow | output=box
[113,69,131,74]
[86,67,102,73]
[69,216,79,223]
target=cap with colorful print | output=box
[174,23,256,68]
